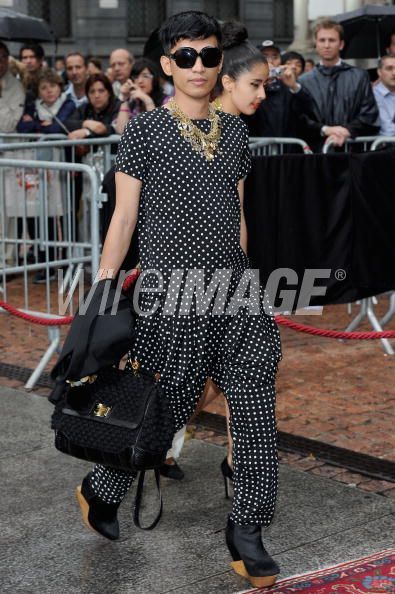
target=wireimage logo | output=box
[57,267,335,317]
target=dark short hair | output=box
[87,56,102,70]
[37,68,63,89]
[314,19,344,41]
[159,10,222,54]
[0,41,10,57]
[131,57,165,107]
[65,52,87,66]
[19,43,44,60]
[217,22,267,93]
[85,73,115,103]
[281,51,305,71]
[378,53,395,69]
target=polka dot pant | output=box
[89,286,281,527]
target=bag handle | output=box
[133,469,163,530]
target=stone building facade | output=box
[5,0,392,63]
[5,0,293,61]
[291,0,393,53]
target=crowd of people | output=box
[0,20,394,150]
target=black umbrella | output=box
[333,4,395,59]
[0,7,54,42]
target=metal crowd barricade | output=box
[0,134,70,173]
[0,157,102,388]
[322,136,380,154]
[370,137,395,151]
[0,136,121,243]
[0,134,121,175]
[249,137,313,155]
[0,133,67,141]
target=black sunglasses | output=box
[168,46,222,69]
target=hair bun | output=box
[221,21,248,50]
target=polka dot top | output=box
[115,106,251,277]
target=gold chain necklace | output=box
[167,98,221,161]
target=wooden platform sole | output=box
[231,560,279,588]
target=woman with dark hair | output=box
[214,21,268,116]
[177,20,270,497]
[115,57,170,134]
[66,73,121,139]
[65,74,120,247]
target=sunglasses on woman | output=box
[168,46,222,69]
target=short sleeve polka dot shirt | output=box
[115,106,251,276]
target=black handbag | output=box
[51,361,175,472]
[51,359,176,529]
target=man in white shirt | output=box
[65,52,88,108]
[373,55,395,137]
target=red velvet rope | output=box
[275,314,395,339]
[1,301,394,339]
[0,301,73,325]
[0,264,394,340]
[0,269,141,328]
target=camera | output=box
[269,66,282,79]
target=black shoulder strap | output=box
[133,469,163,530]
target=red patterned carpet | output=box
[242,549,395,594]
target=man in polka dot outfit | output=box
[76,10,282,588]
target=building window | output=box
[127,0,166,38]
[273,0,293,42]
[203,0,239,20]
[27,0,71,39]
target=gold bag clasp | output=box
[131,359,140,376]
[93,403,111,417]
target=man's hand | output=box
[280,66,299,91]
[22,114,33,121]
[323,125,351,147]
[40,120,52,126]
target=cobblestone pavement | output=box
[1,276,394,498]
